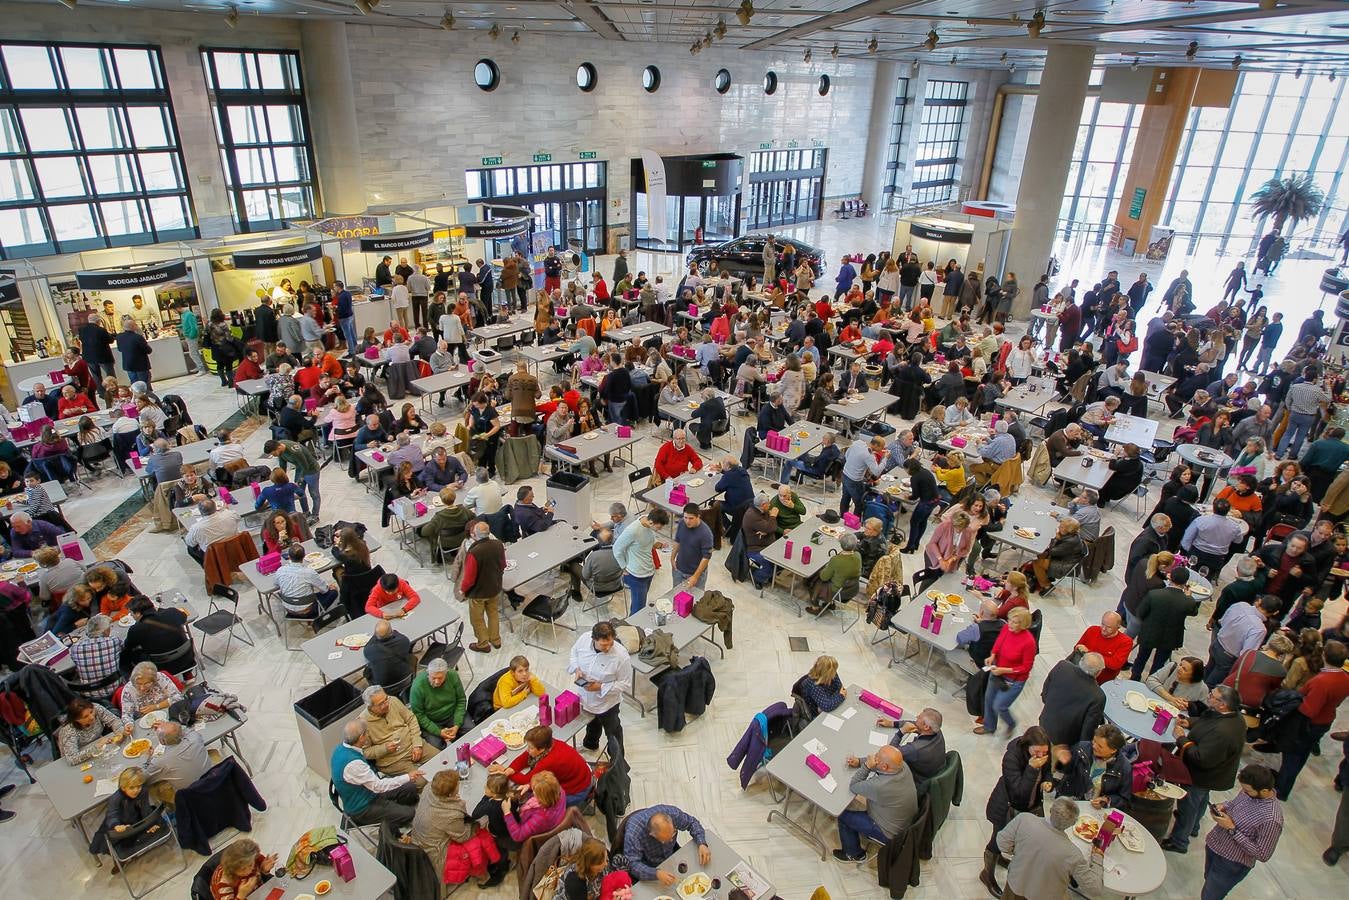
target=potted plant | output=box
[1248,173,1325,234]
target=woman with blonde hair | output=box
[502,770,566,843]
[1281,628,1324,690]
[799,655,845,714]
[917,511,973,593]
[934,450,967,501]
[920,404,947,445]
[993,570,1032,618]
[90,766,168,858]
[210,838,279,899]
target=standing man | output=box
[1163,685,1246,855]
[333,281,357,358]
[115,318,153,389]
[407,265,432,331]
[1275,365,1330,459]
[176,301,204,376]
[254,294,278,358]
[1253,312,1283,374]
[612,508,670,614]
[543,247,563,295]
[834,255,857,300]
[394,256,415,284]
[1202,765,1283,900]
[671,503,713,591]
[612,249,629,285]
[569,621,631,752]
[459,521,506,653]
[761,235,777,286]
[841,435,886,519]
[77,311,117,382]
[514,250,531,311]
[262,438,321,523]
[374,255,394,289]
[1127,272,1153,316]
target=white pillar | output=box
[300,20,367,215]
[860,61,899,212]
[1004,45,1094,317]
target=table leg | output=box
[697,627,724,659]
[222,731,252,775]
[257,588,281,638]
[766,788,828,861]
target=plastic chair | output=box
[193,585,255,668]
[279,593,322,651]
[627,466,652,508]
[103,806,186,899]
[419,620,474,687]
[519,593,575,653]
[328,780,378,850]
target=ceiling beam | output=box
[555,0,624,39]
[740,0,932,51]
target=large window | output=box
[911,79,968,206]
[1058,95,1141,241]
[746,148,827,230]
[881,76,911,210]
[465,161,607,254]
[0,41,197,259]
[202,48,318,233]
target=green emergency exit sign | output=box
[481,156,503,166]
[578,151,598,160]
[533,153,552,162]
[1128,187,1147,220]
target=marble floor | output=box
[2,219,1345,900]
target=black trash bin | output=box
[546,471,592,526]
[294,679,363,777]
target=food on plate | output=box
[338,633,371,650]
[138,710,168,729]
[1072,817,1100,841]
[1189,584,1212,597]
[796,430,810,439]
[17,562,37,574]
[584,432,599,440]
[123,738,153,758]
[1115,824,1144,852]
[926,590,944,602]
[118,615,136,628]
[489,720,512,738]
[315,881,333,896]
[945,594,963,605]
[1123,691,1149,712]
[678,873,712,898]
[687,478,705,487]
[503,731,525,749]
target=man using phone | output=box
[568,622,631,752]
[1202,764,1283,899]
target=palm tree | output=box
[1248,173,1325,234]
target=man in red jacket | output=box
[489,724,592,806]
[1273,640,1349,799]
[654,429,703,482]
[1073,612,1134,683]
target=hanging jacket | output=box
[653,657,716,733]
[442,829,501,885]
[1083,526,1115,581]
[10,665,76,753]
[592,735,630,843]
[723,531,751,583]
[726,702,790,789]
[1027,441,1052,486]
[375,823,442,900]
[919,750,963,859]
[174,757,267,855]
[692,590,734,649]
[877,794,931,898]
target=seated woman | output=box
[260,510,309,555]
[919,405,947,446]
[558,839,611,900]
[1053,723,1132,810]
[501,771,567,845]
[392,402,427,436]
[422,420,456,455]
[89,768,165,859]
[210,839,280,900]
[86,565,134,620]
[408,770,474,880]
[1098,442,1144,506]
[805,532,862,615]
[1027,517,1087,594]
[0,460,23,495]
[993,571,1032,619]
[254,468,300,514]
[944,396,976,430]
[322,396,359,444]
[797,654,845,714]
[380,461,422,528]
[1146,656,1209,709]
[56,697,131,764]
[493,656,546,710]
[118,661,183,726]
[917,511,973,593]
[47,583,96,636]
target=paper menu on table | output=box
[818,774,838,793]
[802,738,826,756]
[93,778,117,798]
[839,707,857,720]
[820,713,843,732]
[867,731,888,747]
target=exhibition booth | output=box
[891,203,1016,281]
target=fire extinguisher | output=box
[694,226,704,244]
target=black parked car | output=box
[685,234,825,280]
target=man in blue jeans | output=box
[840,434,885,517]
[611,507,669,614]
[1162,685,1246,855]
[1200,764,1283,900]
[834,745,916,861]
[263,438,322,522]
[333,281,357,358]
[1275,368,1329,458]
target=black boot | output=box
[979,850,1001,898]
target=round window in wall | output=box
[642,65,661,93]
[714,68,732,94]
[817,74,831,96]
[474,59,501,92]
[576,62,597,92]
[763,70,779,95]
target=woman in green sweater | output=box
[806,532,862,615]
[409,658,468,748]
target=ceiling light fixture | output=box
[489,23,501,39]
[1232,54,1242,69]
[1027,9,1046,38]
[702,31,713,48]
[354,0,376,15]
[511,29,520,43]
[949,53,957,64]
[736,0,753,27]
[57,0,77,8]
[224,4,238,28]
[911,58,919,74]
[1186,40,1198,59]
[1294,66,1303,78]
[1009,62,1016,72]
[999,52,1007,63]
[714,19,726,40]
[830,44,839,58]
[1259,0,1277,9]
[923,30,939,51]
[803,47,811,62]
[439,10,454,30]
[867,36,878,54]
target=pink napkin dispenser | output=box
[765,429,780,446]
[1152,707,1174,734]
[60,540,84,562]
[122,404,138,418]
[250,481,262,499]
[554,690,580,725]
[455,742,471,764]
[129,452,142,469]
[877,700,904,720]
[218,487,235,505]
[48,370,64,382]
[784,539,794,560]
[950,436,968,448]
[805,754,830,777]
[858,690,883,708]
[330,844,356,882]
[363,345,381,360]
[414,501,429,516]
[469,735,507,766]
[370,451,385,462]
[673,591,694,617]
[538,695,551,727]
[920,603,934,629]
[616,425,632,438]
[256,551,282,575]
[303,397,319,412]
[668,485,688,506]
[842,512,861,529]
[801,545,812,564]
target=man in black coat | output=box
[77,317,117,381]
[1038,654,1107,746]
[1126,514,1172,573]
[687,388,728,452]
[1163,685,1246,853]
[374,255,393,288]
[115,320,154,388]
[362,619,412,688]
[254,295,279,356]
[119,595,195,675]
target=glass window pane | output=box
[138,152,181,191]
[2,45,57,90]
[264,104,300,143]
[113,48,158,89]
[75,106,127,149]
[21,107,74,151]
[60,46,111,90]
[234,147,277,185]
[0,108,24,154]
[99,199,146,236]
[0,205,48,249]
[47,202,99,241]
[272,145,308,184]
[147,194,189,230]
[1219,131,1254,164]
[0,157,35,202]
[35,155,86,198]
[88,153,139,195]
[126,105,170,148]
[257,52,286,90]
[227,106,267,144]
[211,52,250,89]
[240,188,278,222]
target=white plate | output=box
[583,432,599,441]
[505,560,519,571]
[1123,691,1149,713]
[138,710,168,729]
[687,478,705,487]
[1116,824,1145,852]
[118,615,136,628]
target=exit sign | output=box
[758,142,772,150]
[787,140,799,148]
[1128,186,1147,221]
[481,156,503,166]
[701,160,716,169]
[533,153,552,162]
[578,151,597,160]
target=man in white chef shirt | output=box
[568,621,631,753]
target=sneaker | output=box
[831,849,864,862]
[0,785,13,801]
[0,809,13,824]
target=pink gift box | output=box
[122,404,138,418]
[539,695,551,727]
[950,436,967,448]
[256,551,282,574]
[303,397,319,412]
[616,425,632,438]
[414,501,428,516]
[668,485,688,506]
[48,370,64,381]
[972,576,996,592]
[469,735,507,766]
[688,303,698,316]
[877,700,903,720]
[1152,708,1173,734]
[129,452,142,469]
[673,591,694,617]
[370,451,385,462]
[60,540,83,561]
[250,481,261,499]
[765,429,780,446]
[218,487,235,505]
[363,346,381,360]
[330,844,356,882]
[554,690,580,726]
[805,754,830,777]
[858,690,883,709]
[842,512,860,529]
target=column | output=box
[1111,68,1202,248]
[299,20,367,215]
[1004,45,1095,318]
[860,61,899,213]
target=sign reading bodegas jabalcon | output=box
[75,260,189,291]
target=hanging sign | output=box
[75,260,188,291]
[0,276,18,304]
[908,222,973,244]
[232,243,324,269]
[359,229,436,254]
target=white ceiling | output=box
[30,0,1349,72]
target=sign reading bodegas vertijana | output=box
[75,260,188,291]
[231,243,325,270]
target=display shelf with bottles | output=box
[415,232,468,274]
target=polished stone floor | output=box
[2,218,1345,899]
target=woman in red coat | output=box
[489,724,593,805]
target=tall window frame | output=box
[464,161,607,255]
[0,40,198,260]
[746,148,827,229]
[201,48,319,233]
[1058,95,1141,242]
[881,76,911,210]
[911,79,968,206]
